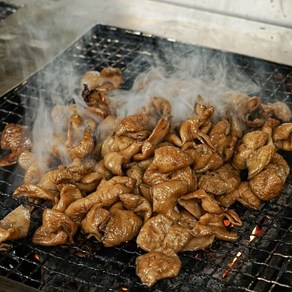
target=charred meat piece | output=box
[0,123,32,166]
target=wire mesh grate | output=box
[0,25,291,292]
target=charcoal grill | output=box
[0,24,291,292]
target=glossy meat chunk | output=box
[136,251,181,287]
[0,205,31,247]
[0,124,32,166]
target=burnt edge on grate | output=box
[0,24,291,292]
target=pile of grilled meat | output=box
[0,67,291,287]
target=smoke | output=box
[109,45,260,123]
[23,26,261,169]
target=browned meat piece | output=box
[18,151,43,184]
[119,193,152,221]
[236,96,271,128]
[102,138,143,177]
[268,101,292,122]
[115,114,155,140]
[68,127,95,160]
[137,214,173,252]
[0,205,31,247]
[13,184,57,203]
[179,104,214,146]
[233,131,268,170]
[143,145,193,185]
[103,152,127,176]
[249,153,290,201]
[82,89,110,118]
[197,211,242,241]
[18,150,36,170]
[247,144,276,179]
[218,182,262,209]
[75,171,104,193]
[81,67,122,92]
[152,180,189,219]
[228,111,244,139]
[185,143,224,173]
[50,108,97,160]
[140,96,172,120]
[137,213,195,255]
[186,223,215,251]
[102,202,143,247]
[134,118,170,161]
[65,176,136,223]
[179,189,223,215]
[163,225,193,253]
[170,167,197,191]
[38,159,96,191]
[198,163,241,195]
[126,163,146,195]
[32,209,78,246]
[80,205,110,241]
[0,123,32,166]
[101,135,134,157]
[53,184,83,212]
[209,118,238,161]
[136,251,181,287]
[178,196,205,220]
[235,182,262,209]
[273,123,292,151]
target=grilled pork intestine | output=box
[0,123,32,167]
[0,205,31,251]
[1,68,292,287]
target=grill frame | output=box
[0,24,291,292]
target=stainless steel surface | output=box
[0,0,291,97]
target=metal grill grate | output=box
[0,25,291,292]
